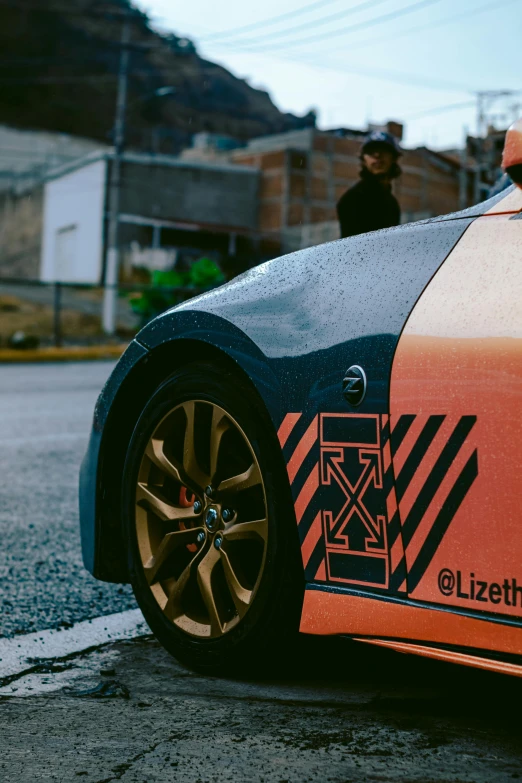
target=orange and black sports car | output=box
[80,121,522,675]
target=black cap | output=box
[361,130,402,157]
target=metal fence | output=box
[0,278,203,349]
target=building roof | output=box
[44,148,258,183]
[0,124,105,193]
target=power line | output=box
[209,0,444,51]
[266,0,520,95]
[199,0,343,41]
[0,10,474,94]
[0,58,471,93]
[298,57,473,92]
[206,41,473,93]
[406,90,522,122]
[0,58,470,96]
[204,0,391,46]
[199,0,517,95]
[406,100,477,120]
[330,0,520,53]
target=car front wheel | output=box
[122,361,303,674]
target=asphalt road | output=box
[0,361,136,638]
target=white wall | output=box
[40,159,106,283]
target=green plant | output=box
[129,258,225,326]
[189,257,225,288]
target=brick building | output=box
[230,124,465,254]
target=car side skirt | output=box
[353,637,522,678]
[300,587,522,659]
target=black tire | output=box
[122,360,304,674]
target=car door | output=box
[270,219,477,602]
[390,201,522,629]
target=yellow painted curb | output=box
[0,344,129,363]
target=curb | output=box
[0,609,149,682]
[0,344,128,363]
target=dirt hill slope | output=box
[0,0,315,153]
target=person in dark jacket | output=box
[337,131,402,238]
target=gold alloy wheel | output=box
[135,400,268,639]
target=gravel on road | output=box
[0,361,136,638]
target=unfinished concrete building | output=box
[0,151,260,282]
[231,125,464,254]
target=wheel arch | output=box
[94,334,286,583]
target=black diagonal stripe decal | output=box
[402,416,477,548]
[390,558,407,592]
[395,415,445,502]
[297,487,321,544]
[384,464,394,496]
[407,450,478,592]
[387,509,402,549]
[385,413,414,548]
[381,417,391,447]
[292,443,320,498]
[306,537,326,582]
[383,416,401,552]
[390,415,416,457]
[382,419,394,493]
[282,415,311,467]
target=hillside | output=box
[0,0,315,153]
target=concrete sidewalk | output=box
[0,634,521,783]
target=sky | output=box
[135,0,522,150]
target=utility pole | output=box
[474,92,486,205]
[474,90,518,205]
[102,9,131,335]
[458,125,468,210]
